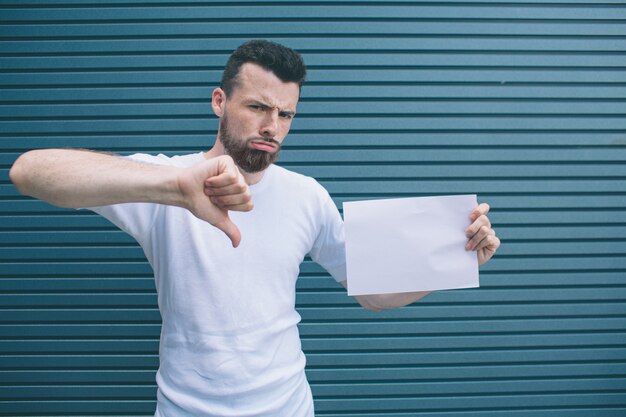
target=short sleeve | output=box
[87,153,166,246]
[308,191,347,283]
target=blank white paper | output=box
[343,194,479,296]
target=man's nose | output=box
[260,109,278,138]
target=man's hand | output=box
[177,155,252,247]
[465,203,500,265]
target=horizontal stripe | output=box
[0,211,626,231]
[0,401,155,414]
[4,363,624,385]
[3,0,624,5]
[0,240,624,259]
[1,347,625,367]
[4,22,626,38]
[2,304,625,326]
[4,149,626,165]
[2,285,626,305]
[1,225,624,244]
[1,195,625,214]
[4,101,626,117]
[1,133,625,148]
[4,69,626,86]
[4,86,626,102]
[1,378,626,401]
[3,54,626,70]
[306,361,626,379]
[2,5,625,21]
[4,38,626,54]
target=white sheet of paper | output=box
[343,194,479,296]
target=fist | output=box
[178,155,252,247]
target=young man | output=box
[10,40,500,417]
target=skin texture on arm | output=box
[339,280,431,312]
[10,149,252,247]
[11,149,182,208]
[343,203,501,312]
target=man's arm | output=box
[342,203,500,312]
[9,149,252,247]
[339,280,430,312]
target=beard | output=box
[218,113,282,173]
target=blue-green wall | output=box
[1,1,626,416]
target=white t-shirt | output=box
[90,152,347,417]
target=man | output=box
[10,40,500,417]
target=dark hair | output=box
[220,40,307,96]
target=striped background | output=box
[1,1,626,416]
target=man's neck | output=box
[202,144,265,186]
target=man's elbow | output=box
[9,152,32,195]
[355,291,432,312]
[355,295,386,313]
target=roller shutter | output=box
[1,1,625,416]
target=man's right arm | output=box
[9,149,252,247]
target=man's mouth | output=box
[249,139,279,153]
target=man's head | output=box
[212,40,306,173]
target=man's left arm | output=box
[342,203,501,312]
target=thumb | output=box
[213,214,242,248]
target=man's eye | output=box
[280,113,294,120]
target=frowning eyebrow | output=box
[245,99,296,118]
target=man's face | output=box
[215,63,300,173]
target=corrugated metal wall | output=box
[1,1,626,416]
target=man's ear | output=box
[212,88,226,117]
